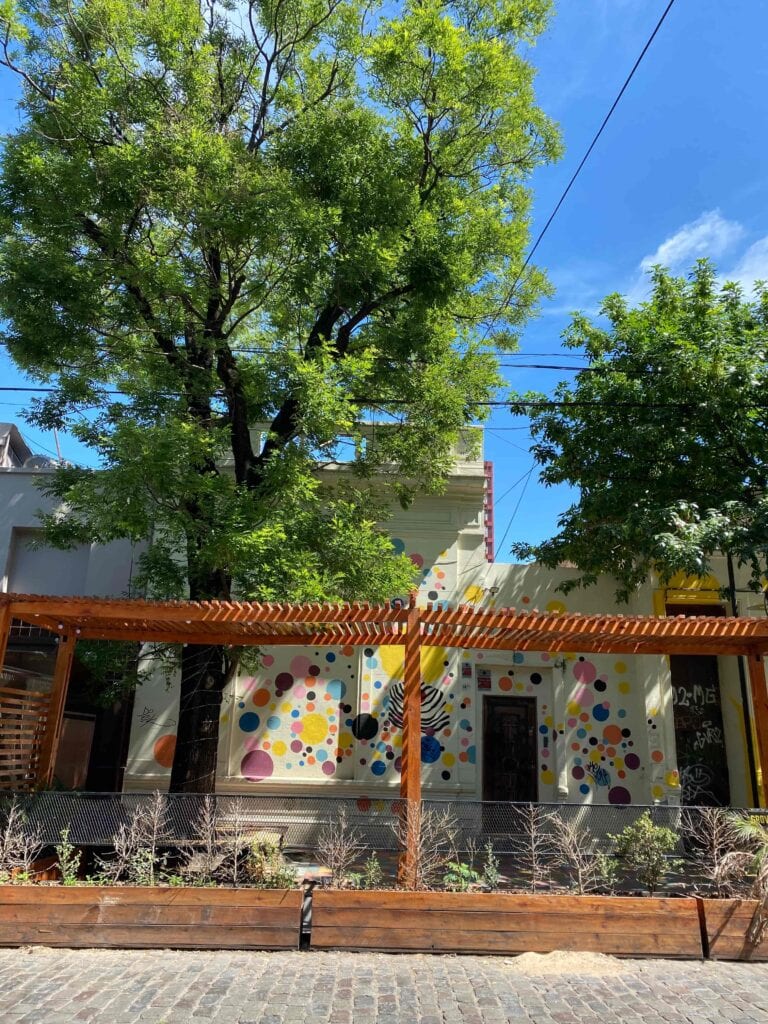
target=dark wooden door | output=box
[482,696,537,802]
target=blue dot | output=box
[460,719,472,730]
[593,704,610,722]
[467,745,476,765]
[579,783,590,795]
[539,724,548,735]
[374,680,382,689]
[238,712,260,732]
[326,653,336,662]
[371,760,387,776]
[513,653,524,664]
[618,709,627,718]
[316,749,328,762]
[291,709,300,718]
[267,716,280,729]
[238,701,245,709]
[577,728,587,738]
[421,735,441,763]
[366,657,377,669]
[299,760,305,766]
[326,679,346,700]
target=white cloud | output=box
[726,237,768,293]
[639,210,745,274]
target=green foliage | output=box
[516,260,768,599]
[611,811,682,895]
[0,0,558,782]
[55,828,81,886]
[442,860,481,891]
[481,840,501,890]
[243,838,297,889]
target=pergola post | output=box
[398,601,422,886]
[0,601,11,673]
[36,633,77,788]
[747,652,768,806]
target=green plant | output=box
[353,853,385,890]
[55,828,81,886]
[481,841,501,891]
[611,811,683,895]
[443,861,481,892]
[244,838,296,889]
[728,814,768,943]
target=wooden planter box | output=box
[698,898,768,961]
[311,890,703,958]
[0,886,303,950]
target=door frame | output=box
[482,694,538,802]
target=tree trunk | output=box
[169,642,228,793]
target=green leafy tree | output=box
[516,261,768,600]
[0,0,559,790]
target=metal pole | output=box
[727,552,760,805]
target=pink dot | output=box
[541,748,550,758]
[262,655,274,667]
[245,737,261,751]
[290,740,303,753]
[409,553,424,568]
[240,750,274,781]
[291,721,303,734]
[293,685,306,699]
[290,655,312,677]
[567,718,577,728]
[541,653,551,662]
[573,659,596,684]
[321,761,336,776]
[461,738,469,747]
[574,686,594,709]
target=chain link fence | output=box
[2,791,767,853]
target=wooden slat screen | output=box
[0,686,50,790]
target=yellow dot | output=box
[649,707,659,717]
[442,753,455,767]
[652,785,664,799]
[302,713,327,745]
[220,715,229,725]
[363,673,371,682]
[614,661,627,674]
[515,682,524,691]
[544,715,554,727]
[281,702,292,713]
[618,681,630,694]
[614,757,624,769]
[546,600,566,614]
[445,704,453,713]
[567,701,581,716]
[541,769,555,785]
[392,734,402,748]
[589,750,601,763]
[379,646,405,679]
[665,770,680,788]
[270,703,277,711]
[272,740,287,757]
[464,584,484,604]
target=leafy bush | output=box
[55,828,81,886]
[243,838,297,889]
[443,860,480,892]
[611,811,682,894]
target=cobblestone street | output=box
[0,948,767,1024]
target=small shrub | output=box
[55,828,81,886]
[0,797,43,882]
[390,804,458,891]
[481,841,501,891]
[359,852,385,889]
[611,811,682,895]
[550,812,617,894]
[443,860,480,892]
[681,807,752,897]
[318,807,366,888]
[510,804,556,892]
[243,837,296,889]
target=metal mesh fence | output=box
[2,791,767,854]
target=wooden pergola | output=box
[3,590,768,814]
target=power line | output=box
[495,466,536,557]
[504,0,677,304]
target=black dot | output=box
[578,656,585,662]
[441,770,451,781]
[386,751,394,760]
[443,660,449,666]
[351,713,379,741]
[342,704,352,714]
[306,747,313,753]
[594,679,607,692]
[428,591,438,600]
[364,648,374,657]
[336,756,343,764]
[307,691,316,700]
[530,673,542,685]
[589,737,598,746]
[621,728,631,737]
[651,724,657,730]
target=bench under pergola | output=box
[3,590,768,811]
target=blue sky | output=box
[2,0,768,559]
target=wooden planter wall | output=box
[311,891,703,958]
[0,686,49,790]
[698,898,768,961]
[0,886,303,950]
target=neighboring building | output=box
[0,422,764,806]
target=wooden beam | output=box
[36,634,77,789]
[398,602,422,887]
[0,602,11,676]
[747,653,768,808]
